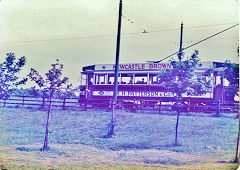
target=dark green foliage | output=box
[159,50,211,145]
[159,50,211,101]
[28,59,72,151]
[12,86,77,99]
[55,83,77,99]
[28,59,71,99]
[223,61,239,97]
[11,87,42,97]
[0,53,27,99]
[222,61,240,163]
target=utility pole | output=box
[234,118,240,163]
[178,22,183,62]
[107,0,122,138]
[175,22,184,145]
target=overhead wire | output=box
[174,36,238,46]
[120,14,238,63]
[150,22,238,33]
[122,14,148,33]
[121,14,161,39]
[150,23,239,63]
[0,34,117,44]
[0,19,237,44]
[0,14,149,44]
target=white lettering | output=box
[92,91,177,97]
[111,63,171,71]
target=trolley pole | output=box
[178,22,183,62]
[107,0,122,138]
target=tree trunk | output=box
[234,114,240,163]
[106,101,115,138]
[106,120,115,138]
[175,105,180,145]
[42,98,52,151]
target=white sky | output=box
[0,0,238,87]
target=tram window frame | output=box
[107,73,122,85]
[107,74,114,84]
[94,74,107,85]
[121,73,134,84]
[134,73,147,84]
[224,78,230,86]
[87,74,93,85]
[149,74,161,84]
[216,76,222,85]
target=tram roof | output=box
[82,61,227,74]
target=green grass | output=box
[0,107,239,169]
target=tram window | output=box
[89,78,93,85]
[95,74,106,84]
[153,76,160,84]
[121,77,131,84]
[216,76,222,85]
[152,76,157,84]
[150,74,161,84]
[224,78,230,86]
[107,74,122,84]
[135,74,147,84]
[121,73,134,84]
[87,74,93,85]
[81,74,87,85]
[108,74,114,84]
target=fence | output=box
[0,96,238,114]
[0,96,83,110]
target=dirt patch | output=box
[0,143,239,169]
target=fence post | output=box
[3,99,6,107]
[22,96,25,108]
[84,99,87,111]
[187,101,190,115]
[218,100,221,115]
[158,101,161,114]
[63,98,66,110]
[42,96,45,109]
[78,97,81,107]
[217,100,220,116]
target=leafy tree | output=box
[0,53,27,99]
[223,61,239,163]
[55,83,77,99]
[159,50,211,145]
[223,61,239,97]
[11,87,41,97]
[28,59,69,151]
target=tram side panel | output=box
[86,84,215,108]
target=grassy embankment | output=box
[0,107,239,169]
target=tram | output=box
[80,61,236,109]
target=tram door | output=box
[213,74,235,103]
[214,85,223,102]
[213,74,224,103]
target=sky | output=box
[0,0,238,87]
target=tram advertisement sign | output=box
[95,63,172,71]
[92,90,212,98]
[93,90,173,97]
[93,62,215,71]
